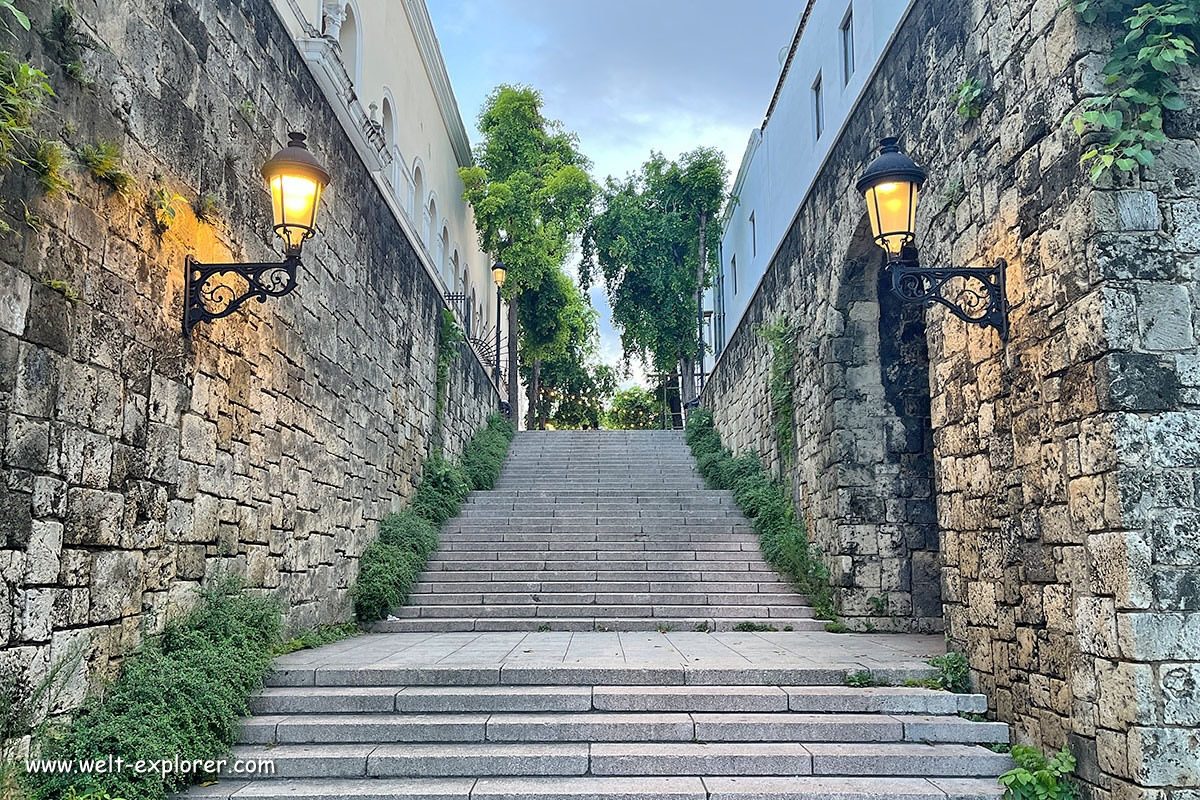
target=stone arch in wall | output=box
[425,194,437,251]
[336,1,361,86]
[438,224,449,281]
[381,95,395,150]
[412,161,425,234]
[817,214,940,630]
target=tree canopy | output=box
[460,84,595,304]
[582,147,728,378]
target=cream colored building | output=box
[272,0,511,405]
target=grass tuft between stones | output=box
[684,409,837,621]
[352,413,516,622]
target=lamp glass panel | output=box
[864,180,918,256]
[493,267,507,287]
[270,174,322,250]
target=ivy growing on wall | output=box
[758,316,798,467]
[1071,1,1197,182]
[434,309,466,450]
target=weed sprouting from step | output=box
[928,652,971,693]
[733,621,778,632]
[692,622,713,633]
[824,621,851,634]
[656,625,674,633]
[999,746,1078,800]
[274,621,362,655]
[537,624,552,632]
[843,669,891,688]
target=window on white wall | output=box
[749,211,757,258]
[731,255,738,295]
[812,74,824,140]
[840,8,855,85]
[338,4,359,85]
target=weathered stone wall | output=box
[0,0,498,709]
[702,0,1200,795]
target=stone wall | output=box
[0,0,499,710]
[702,0,1200,795]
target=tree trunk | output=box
[666,372,683,429]
[679,356,696,406]
[507,298,519,426]
[528,359,541,430]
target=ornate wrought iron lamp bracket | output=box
[183,253,301,336]
[888,248,1009,341]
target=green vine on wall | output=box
[1071,1,1197,182]
[757,315,798,467]
[434,309,466,452]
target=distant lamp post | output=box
[184,132,332,335]
[492,260,506,384]
[857,136,1009,340]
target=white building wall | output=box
[270,0,505,351]
[704,0,914,376]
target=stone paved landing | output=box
[272,630,947,672]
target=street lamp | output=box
[857,136,1009,340]
[492,260,506,386]
[184,132,331,335]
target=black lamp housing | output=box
[858,137,1010,341]
[184,132,331,336]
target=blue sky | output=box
[426,0,802,384]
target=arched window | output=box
[450,249,460,290]
[381,96,396,149]
[425,196,437,249]
[469,288,477,336]
[338,3,361,86]
[438,225,449,277]
[411,163,424,222]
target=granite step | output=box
[190,776,1005,800]
[371,616,826,633]
[247,685,989,716]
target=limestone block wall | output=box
[0,0,498,709]
[701,0,1199,795]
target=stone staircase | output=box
[379,430,823,633]
[195,430,1012,800]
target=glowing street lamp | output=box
[857,136,1009,340]
[184,132,331,335]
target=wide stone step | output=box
[226,738,1010,778]
[392,604,811,620]
[267,663,932,688]
[437,533,757,544]
[590,742,1011,777]
[440,524,753,534]
[423,560,774,572]
[410,581,794,595]
[437,540,761,552]
[248,685,989,716]
[423,550,767,563]
[413,570,793,584]
[372,617,826,633]
[191,775,1005,800]
[407,593,810,607]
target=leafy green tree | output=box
[517,269,598,428]
[459,85,596,421]
[605,386,661,430]
[583,147,727,403]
